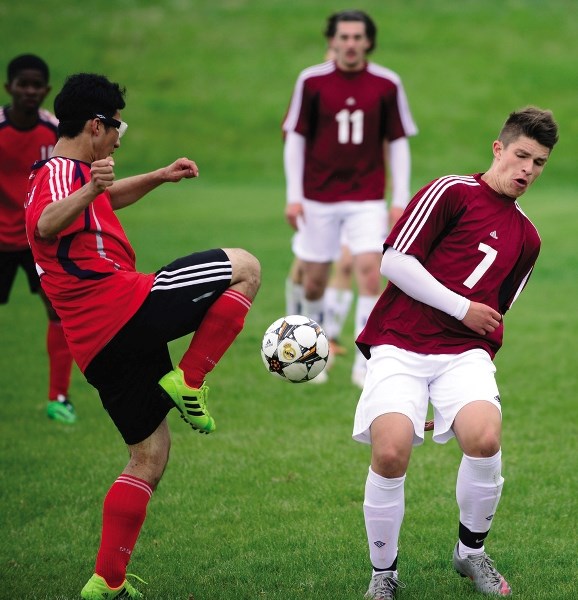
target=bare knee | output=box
[453,401,502,457]
[224,248,261,299]
[371,445,410,479]
[462,430,501,458]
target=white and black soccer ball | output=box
[261,315,330,383]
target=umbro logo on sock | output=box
[373,540,386,548]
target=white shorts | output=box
[292,199,387,263]
[352,345,501,446]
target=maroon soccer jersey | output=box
[357,174,541,359]
[25,157,154,371]
[282,61,417,202]
[0,107,57,251]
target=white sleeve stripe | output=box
[392,176,478,254]
[509,267,533,308]
[282,62,335,132]
[46,157,73,201]
[367,62,418,136]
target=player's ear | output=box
[492,140,503,158]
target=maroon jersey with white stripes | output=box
[357,173,541,358]
[25,157,154,371]
[282,61,417,202]
[0,106,57,250]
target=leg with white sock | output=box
[285,257,305,316]
[324,245,354,354]
[456,451,504,556]
[364,467,405,572]
[452,400,512,595]
[362,412,414,599]
[300,260,331,382]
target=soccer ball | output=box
[261,315,330,383]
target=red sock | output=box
[47,320,73,400]
[94,474,153,588]
[179,289,252,387]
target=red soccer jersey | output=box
[357,174,541,359]
[0,106,57,251]
[25,157,154,372]
[282,61,417,202]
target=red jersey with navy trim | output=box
[0,106,57,250]
[282,60,417,202]
[25,157,154,371]
[357,173,541,358]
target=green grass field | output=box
[1,1,577,598]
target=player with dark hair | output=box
[25,72,261,599]
[353,107,559,598]
[1,54,75,423]
[283,9,417,386]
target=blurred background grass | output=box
[2,0,576,185]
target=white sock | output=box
[285,278,304,316]
[323,287,354,341]
[456,451,504,557]
[363,467,405,570]
[353,295,379,373]
[301,296,325,327]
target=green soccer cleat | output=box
[46,395,77,424]
[159,367,215,434]
[80,573,146,599]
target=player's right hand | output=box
[285,202,303,230]
[90,158,116,193]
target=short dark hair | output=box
[54,73,126,138]
[499,107,559,151]
[324,10,377,53]
[7,54,49,83]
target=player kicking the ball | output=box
[25,72,260,599]
[353,107,558,598]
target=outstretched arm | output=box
[109,157,199,210]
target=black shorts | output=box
[84,248,232,445]
[0,249,40,304]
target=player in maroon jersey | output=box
[0,54,75,423]
[25,72,260,599]
[354,107,558,599]
[282,10,417,386]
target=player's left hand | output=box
[164,158,199,182]
[424,419,434,431]
[389,206,404,229]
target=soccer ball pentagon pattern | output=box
[261,315,330,383]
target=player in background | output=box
[25,72,260,599]
[0,54,75,423]
[282,10,417,386]
[353,107,558,599]
[285,46,353,358]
